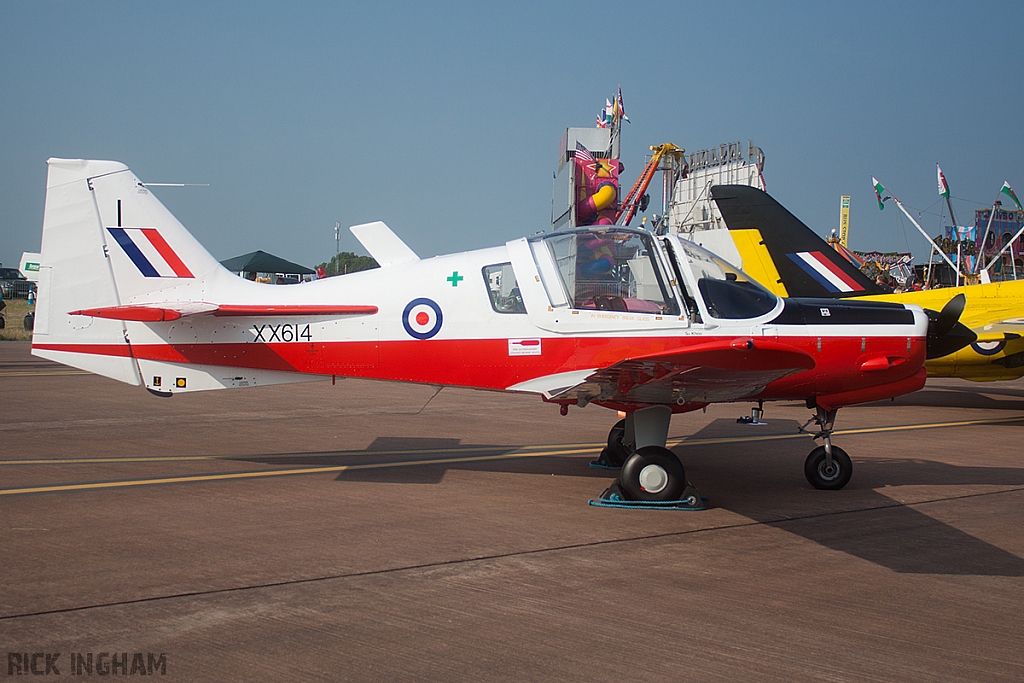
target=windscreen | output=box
[677,239,778,320]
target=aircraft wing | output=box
[510,338,815,406]
[973,323,1024,344]
[68,304,378,321]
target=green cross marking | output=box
[447,271,464,287]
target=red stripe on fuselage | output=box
[34,336,927,401]
[141,229,194,278]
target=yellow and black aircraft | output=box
[712,184,1024,382]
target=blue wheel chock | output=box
[588,481,708,511]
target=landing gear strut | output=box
[800,406,853,490]
[590,405,705,510]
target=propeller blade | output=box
[935,293,966,337]
[925,293,976,359]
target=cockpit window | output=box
[482,263,525,313]
[529,229,680,315]
[677,240,778,319]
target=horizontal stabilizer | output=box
[69,304,379,321]
[212,304,378,317]
[349,221,419,267]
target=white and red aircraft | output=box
[30,159,968,503]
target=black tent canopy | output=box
[220,250,315,276]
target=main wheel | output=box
[602,419,629,467]
[619,446,686,501]
[804,446,852,490]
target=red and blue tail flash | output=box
[786,251,866,294]
[107,227,194,278]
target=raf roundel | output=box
[971,340,1006,356]
[402,298,443,340]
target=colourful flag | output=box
[872,177,888,210]
[575,142,596,165]
[1001,181,1022,211]
[937,164,949,198]
[615,87,629,123]
[596,99,614,128]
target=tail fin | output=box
[31,158,223,383]
[711,184,885,298]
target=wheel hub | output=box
[638,464,669,493]
[818,460,840,481]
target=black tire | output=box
[604,419,629,467]
[804,446,853,490]
[0,315,5,330]
[23,312,33,332]
[619,446,686,501]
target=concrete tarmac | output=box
[1,341,1023,681]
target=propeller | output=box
[925,293,976,359]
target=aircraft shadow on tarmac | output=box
[887,386,1024,411]
[682,418,1024,577]
[233,424,1024,577]
[237,436,613,484]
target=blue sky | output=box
[2,1,1022,270]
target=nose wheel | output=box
[804,445,852,490]
[801,406,853,490]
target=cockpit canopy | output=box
[526,227,779,321]
[528,228,681,315]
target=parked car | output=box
[0,268,34,299]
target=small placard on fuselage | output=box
[508,338,542,356]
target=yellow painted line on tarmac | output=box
[2,413,1022,497]
[0,442,600,466]
[0,370,89,377]
[0,446,595,496]
[1,455,225,465]
[7,413,1022,467]
[667,413,1024,448]
[836,413,1024,434]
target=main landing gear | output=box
[800,406,853,490]
[589,406,704,510]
